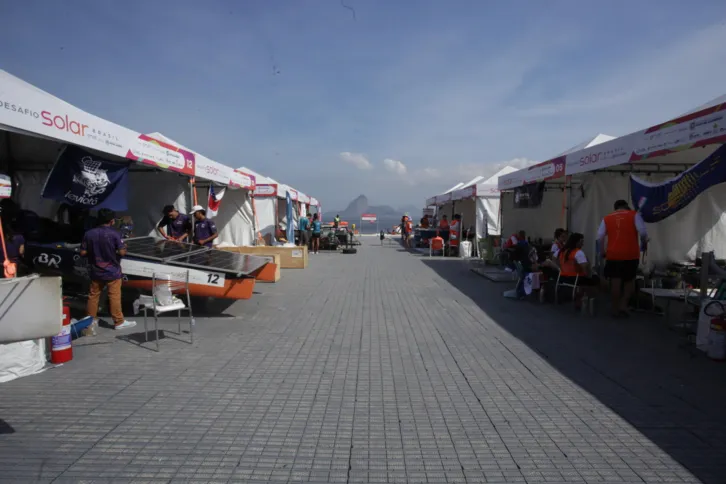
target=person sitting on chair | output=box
[558,232,599,311]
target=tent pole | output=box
[565,175,573,231]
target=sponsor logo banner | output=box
[631,144,726,223]
[229,168,255,189]
[127,134,195,175]
[361,213,377,222]
[254,184,277,197]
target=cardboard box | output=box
[222,245,308,269]
[255,253,281,283]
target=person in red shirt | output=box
[597,200,648,318]
[504,230,525,249]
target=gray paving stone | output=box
[1,239,725,483]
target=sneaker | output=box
[114,320,137,330]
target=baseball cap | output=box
[189,205,205,214]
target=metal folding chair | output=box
[139,271,194,351]
[555,269,579,304]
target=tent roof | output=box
[482,166,519,185]
[679,93,726,117]
[445,182,464,193]
[0,70,251,188]
[556,133,615,157]
[498,94,726,189]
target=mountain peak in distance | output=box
[333,194,400,219]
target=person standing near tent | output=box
[334,214,341,229]
[449,214,462,253]
[439,214,449,230]
[311,213,322,254]
[598,199,648,318]
[157,205,191,242]
[81,208,136,331]
[420,214,430,228]
[298,211,310,248]
[190,205,218,248]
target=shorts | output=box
[604,259,639,281]
[311,233,321,239]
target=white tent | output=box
[0,70,256,240]
[144,133,257,247]
[450,166,518,237]
[498,134,614,244]
[248,171,320,242]
[499,95,726,263]
[0,70,251,381]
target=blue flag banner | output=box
[42,145,130,210]
[285,191,295,243]
[631,143,726,223]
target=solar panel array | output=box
[124,237,269,276]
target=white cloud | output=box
[411,157,537,192]
[383,158,407,175]
[339,152,372,170]
[513,22,726,126]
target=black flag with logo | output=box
[513,182,544,209]
[42,145,130,210]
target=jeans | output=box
[87,278,125,325]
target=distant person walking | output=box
[311,213,322,254]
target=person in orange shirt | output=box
[439,214,449,229]
[404,216,414,248]
[597,200,648,318]
[558,232,598,311]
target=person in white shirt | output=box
[550,228,567,259]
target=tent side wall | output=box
[571,172,726,264]
[214,189,254,246]
[457,198,476,235]
[255,197,277,240]
[477,196,502,237]
[500,189,564,242]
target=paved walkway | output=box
[1,239,725,484]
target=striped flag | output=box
[207,185,225,217]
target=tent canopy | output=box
[495,99,726,264]
[451,166,519,201]
[0,70,253,189]
[498,94,726,189]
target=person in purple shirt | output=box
[80,208,136,331]
[157,205,191,242]
[190,205,218,248]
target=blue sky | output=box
[3,0,726,209]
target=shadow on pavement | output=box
[421,257,726,484]
[0,420,14,434]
